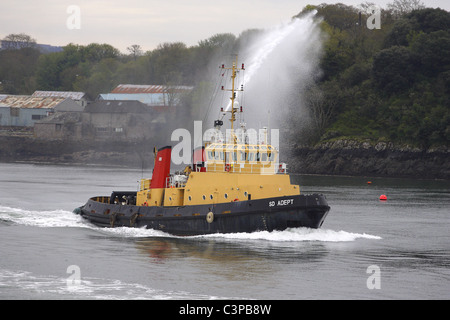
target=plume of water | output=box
[214,11,324,140]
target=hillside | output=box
[296,4,450,149]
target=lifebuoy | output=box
[143,201,148,207]
[225,164,231,172]
[206,211,214,223]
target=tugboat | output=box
[74,57,330,236]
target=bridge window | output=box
[214,151,223,161]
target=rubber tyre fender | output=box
[206,211,214,223]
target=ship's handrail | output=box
[205,162,287,174]
[165,174,188,188]
[90,196,110,203]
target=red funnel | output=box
[150,146,171,189]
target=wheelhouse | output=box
[204,143,285,174]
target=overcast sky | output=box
[1,0,449,53]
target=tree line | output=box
[0,1,449,148]
[0,34,237,99]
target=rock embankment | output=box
[287,140,449,180]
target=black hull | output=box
[75,194,330,236]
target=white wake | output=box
[0,205,381,242]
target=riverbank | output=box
[1,136,448,180]
[287,139,449,180]
[0,136,154,169]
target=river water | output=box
[0,162,449,300]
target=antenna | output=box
[267,108,270,145]
[217,55,245,144]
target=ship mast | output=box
[219,55,244,144]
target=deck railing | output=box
[205,162,287,175]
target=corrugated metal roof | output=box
[0,95,65,109]
[32,91,87,100]
[98,93,166,106]
[84,100,149,113]
[111,84,193,94]
[35,111,82,124]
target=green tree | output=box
[406,7,450,33]
[35,51,63,90]
[387,0,425,18]
[372,46,416,95]
[2,33,37,49]
[311,3,360,31]
[146,42,190,84]
[0,47,41,94]
[35,43,121,92]
[384,19,415,47]
[74,58,120,98]
[410,30,450,77]
[83,43,120,62]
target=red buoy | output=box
[379,194,387,201]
